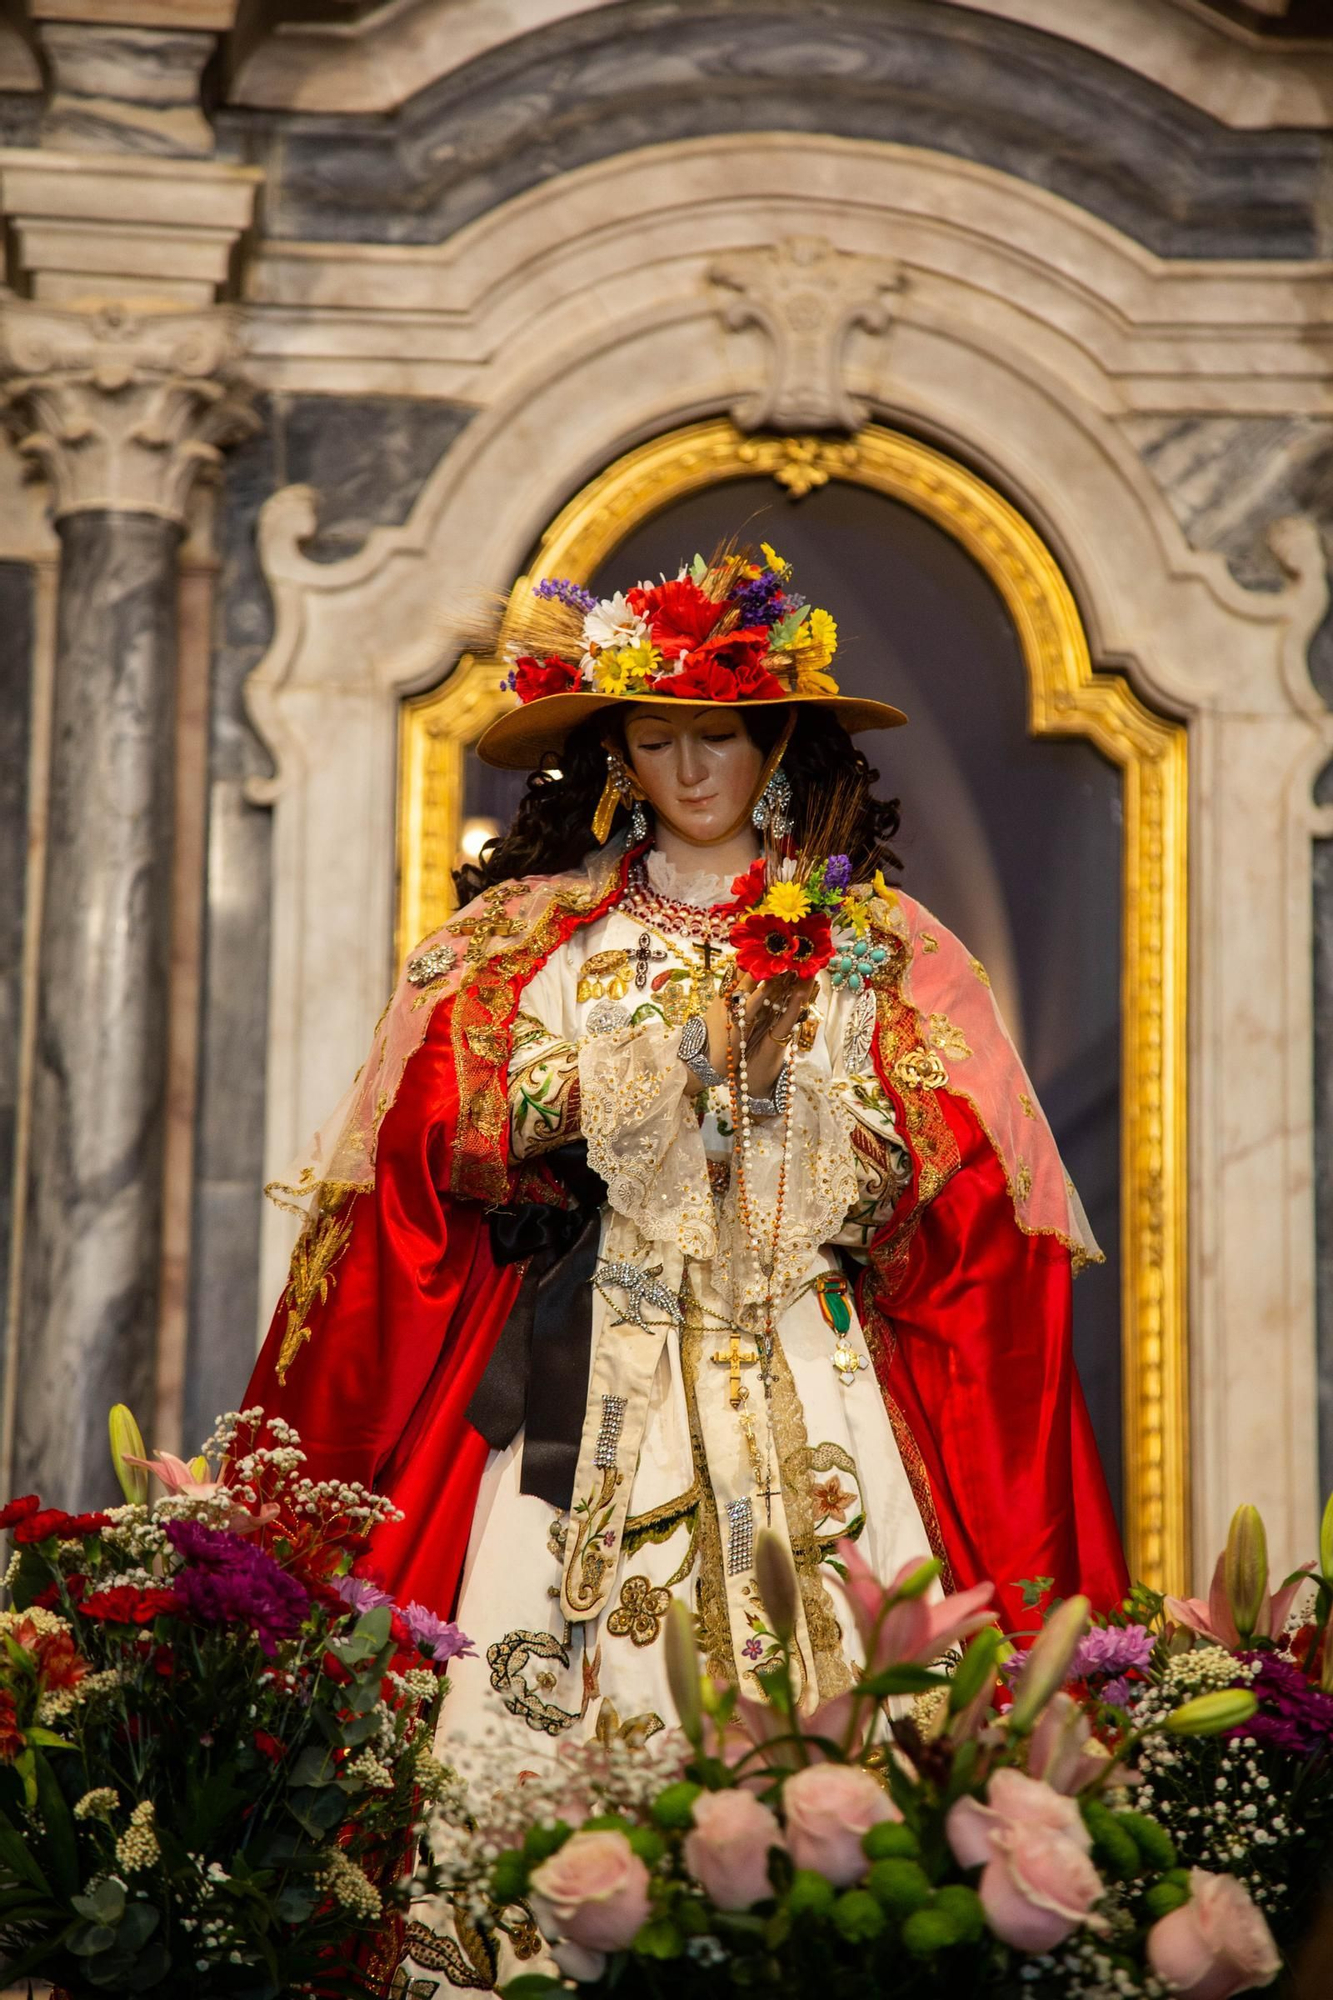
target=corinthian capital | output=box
[0,297,257,523]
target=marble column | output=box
[0,299,254,1506]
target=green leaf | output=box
[0,1803,52,1895]
[69,1921,119,1957]
[22,1726,73,1750]
[33,1754,79,1898]
[501,1978,565,1998]
[291,1745,339,1788]
[852,1664,950,1699]
[767,607,807,649]
[689,554,708,584]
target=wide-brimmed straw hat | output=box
[474,542,907,770]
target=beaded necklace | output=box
[622,859,736,948]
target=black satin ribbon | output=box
[467,1142,607,1510]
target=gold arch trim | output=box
[397,419,1188,1593]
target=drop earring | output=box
[752,765,793,840]
[592,749,634,843]
[629,798,649,844]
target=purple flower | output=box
[165,1518,309,1658]
[733,573,787,626]
[1100,1675,1141,1710]
[742,1637,765,1661]
[1069,1624,1155,1681]
[402,1600,476,1665]
[333,1574,394,1614]
[1227,1651,1333,1759]
[533,577,598,615]
[824,854,852,894]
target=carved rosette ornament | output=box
[708,235,902,433]
[0,298,256,523]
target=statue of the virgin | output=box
[243,539,1126,1750]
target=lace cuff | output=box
[509,1010,581,1160]
[716,1067,858,1311]
[579,1019,716,1259]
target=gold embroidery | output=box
[892,1047,948,1093]
[562,1466,623,1616]
[607,1573,673,1647]
[1019,1092,1036,1119]
[768,1337,854,1703]
[275,1195,356,1384]
[680,1296,736,1684]
[928,1012,973,1060]
[918,933,939,953]
[592,1698,665,1748]
[969,957,991,987]
[1015,1161,1033,1202]
[486,1629,581,1736]
[576,948,633,1003]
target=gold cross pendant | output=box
[712,1334,759,1409]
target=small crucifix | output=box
[755,1467,782,1528]
[632,930,669,990]
[712,1334,758,1410]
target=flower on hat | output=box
[581,591,649,660]
[513,655,581,705]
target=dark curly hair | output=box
[454,706,903,902]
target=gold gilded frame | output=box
[397,420,1189,1592]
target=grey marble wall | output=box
[0,563,35,1474]
[219,0,1329,258]
[185,391,474,1447]
[17,512,180,1508]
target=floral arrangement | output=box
[502,543,840,708]
[0,1406,469,1999]
[413,1499,1333,2000]
[723,851,894,988]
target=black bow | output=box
[466,1142,607,1510]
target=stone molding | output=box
[708,237,902,433]
[0,148,264,309]
[0,297,257,521]
[240,134,1333,1586]
[228,0,1333,127]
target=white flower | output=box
[581,592,649,661]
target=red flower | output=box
[80,1584,179,1625]
[627,576,720,658]
[650,639,785,706]
[0,1691,23,1764]
[0,1495,40,1531]
[321,1650,353,1687]
[731,910,834,980]
[513,654,580,704]
[12,1506,111,1545]
[723,859,768,916]
[389,1612,412,1650]
[254,1729,286,1763]
[34,1628,89,1693]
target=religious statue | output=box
[243,539,1127,1755]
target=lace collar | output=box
[644,848,736,910]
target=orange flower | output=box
[0,1690,24,1763]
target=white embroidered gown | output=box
[441,851,933,1763]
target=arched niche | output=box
[397,419,1188,1590]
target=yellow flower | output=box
[843,899,870,937]
[804,607,838,666]
[761,880,811,921]
[761,541,792,577]
[595,642,658,694]
[872,869,897,904]
[794,662,840,696]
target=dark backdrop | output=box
[465,476,1124,1516]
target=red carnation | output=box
[627,576,720,658]
[723,859,768,916]
[254,1729,286,1763]
[512,654,580,704]
[650,633,785,705]
[731,910,834,981]
[80,1584,179,1625]
[34,1628,90,1693]
[14,1508,87,1545]
[0,1495,40,1531]
[0,1691,23,1764]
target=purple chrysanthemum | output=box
[824,854,853,894]
[533,577,598,615]
[402,1600,476,1665]
[1069,1624,1155,1680]
[732,573,787,626]
[333,1574,395,1614]
[1227,1651,1333,1759]
[165,1518,309,1658]
[1100,1675,1142,1710]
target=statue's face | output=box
[623,704,765,843]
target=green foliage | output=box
[902,1907,958,1958]
[932,1884,984,1946]
[1081,1798,1143,1880]
[862,1820,920,1862]
[1143,1879,1190,1919]
[1116,1809,1177,1872]
[522,1820,573,1865]
[786,1869,836,1921]
[866,1858,933,1917]
[650,1781,703,1830]
[489,1850,528,1905]
[832,1889,885,1943]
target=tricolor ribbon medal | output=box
[816,1273,867,1386]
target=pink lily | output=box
[1026,1692,1117,1795]
[120,1451,279,1537]
[1164,1552,1314,1649]
[838,1539,996,1672]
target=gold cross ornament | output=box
[712,1334,759,1409]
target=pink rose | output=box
[782,1763,896,1887]
[947,1767,1091,1868]
[529,1829,652,1969]
[684,1788,785,1911]
[1147,1869,1281,2000]
[948,1769,1106,1953]
[979,1823,1107,1952]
